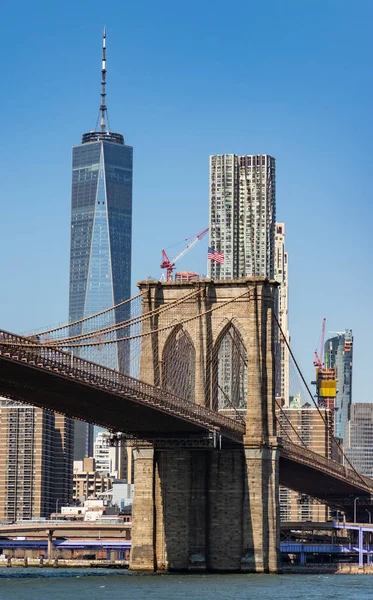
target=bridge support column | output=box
[241,442,280,573]
[47,529,54,560]
[130,446,208,572]
[130,446,155,571]
[359,527,363,568]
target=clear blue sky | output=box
[1,0,372,401]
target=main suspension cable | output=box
[31,292,142,337]
[44,289,202,346]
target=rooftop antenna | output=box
[83,29,123,145]
[100,27,107,132]
[95,28,111,133]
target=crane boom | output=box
[160,228,209,281]
[313,317,326,368]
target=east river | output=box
[0,569,372,600]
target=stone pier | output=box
[130,442,279,572]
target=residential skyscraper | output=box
[69,30,133,459]
[0,398,73,520]
[208,154,276,279]
[274,223,290,405]
[324,330,353,444]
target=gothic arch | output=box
[212,321,248,414]
[162,325,196,402]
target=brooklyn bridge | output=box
[0,278,372,572]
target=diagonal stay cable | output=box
[274,312,368,488]
[217,383,246,425]
[275,398,308,449]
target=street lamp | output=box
[55,499,61,516]
[354,497,360,523]
[366,509,372,524]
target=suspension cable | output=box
[3,289,253,350]
[31,292,142,337]
[58,289,253,348]
[44,289,202,346]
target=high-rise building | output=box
[94,431,127,478]
[274,223,289,405]
[278,402,339,521]
[208,154,276,280]
[53,413,75,508]
[73,458,114,503]
[324,330,353,444]
[346,403,373,478]
[0,398,73,520]
[69,30,133,459]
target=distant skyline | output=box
[1,0,372,403]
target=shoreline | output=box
[0,558,129,569]
[1,558,373,574]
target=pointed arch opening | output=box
[162,326,196,402]
[213,322,247,417]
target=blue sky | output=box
[1,0,372,401]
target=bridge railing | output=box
[281,439,373,493]
[0,330,245,442]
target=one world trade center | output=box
[68,30,133,459]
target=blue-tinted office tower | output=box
[69,30,133,459]
[324,330,353,445]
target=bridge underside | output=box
[0,357,214,438]
[280,456,372,517]
[0,354,372,513]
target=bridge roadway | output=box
[1,329,373,512]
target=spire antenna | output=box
[100,27,107,132]
[82,29,123,145]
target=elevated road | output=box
[0,521,131,539]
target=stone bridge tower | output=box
[130,278,280,573]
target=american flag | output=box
[208,247,224,264]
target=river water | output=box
[0,569,372,600]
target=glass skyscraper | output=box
[68,31,133,459]
[324,330,353,444]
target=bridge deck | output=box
[0,330,244,443]
[1,329,373,509]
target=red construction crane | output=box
[160,228,209,282]
[313,317,326,368]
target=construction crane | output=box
[160,228,209,282]
[313,317,326,368]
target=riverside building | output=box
[0,398,73,520]
[346,403,373,478]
